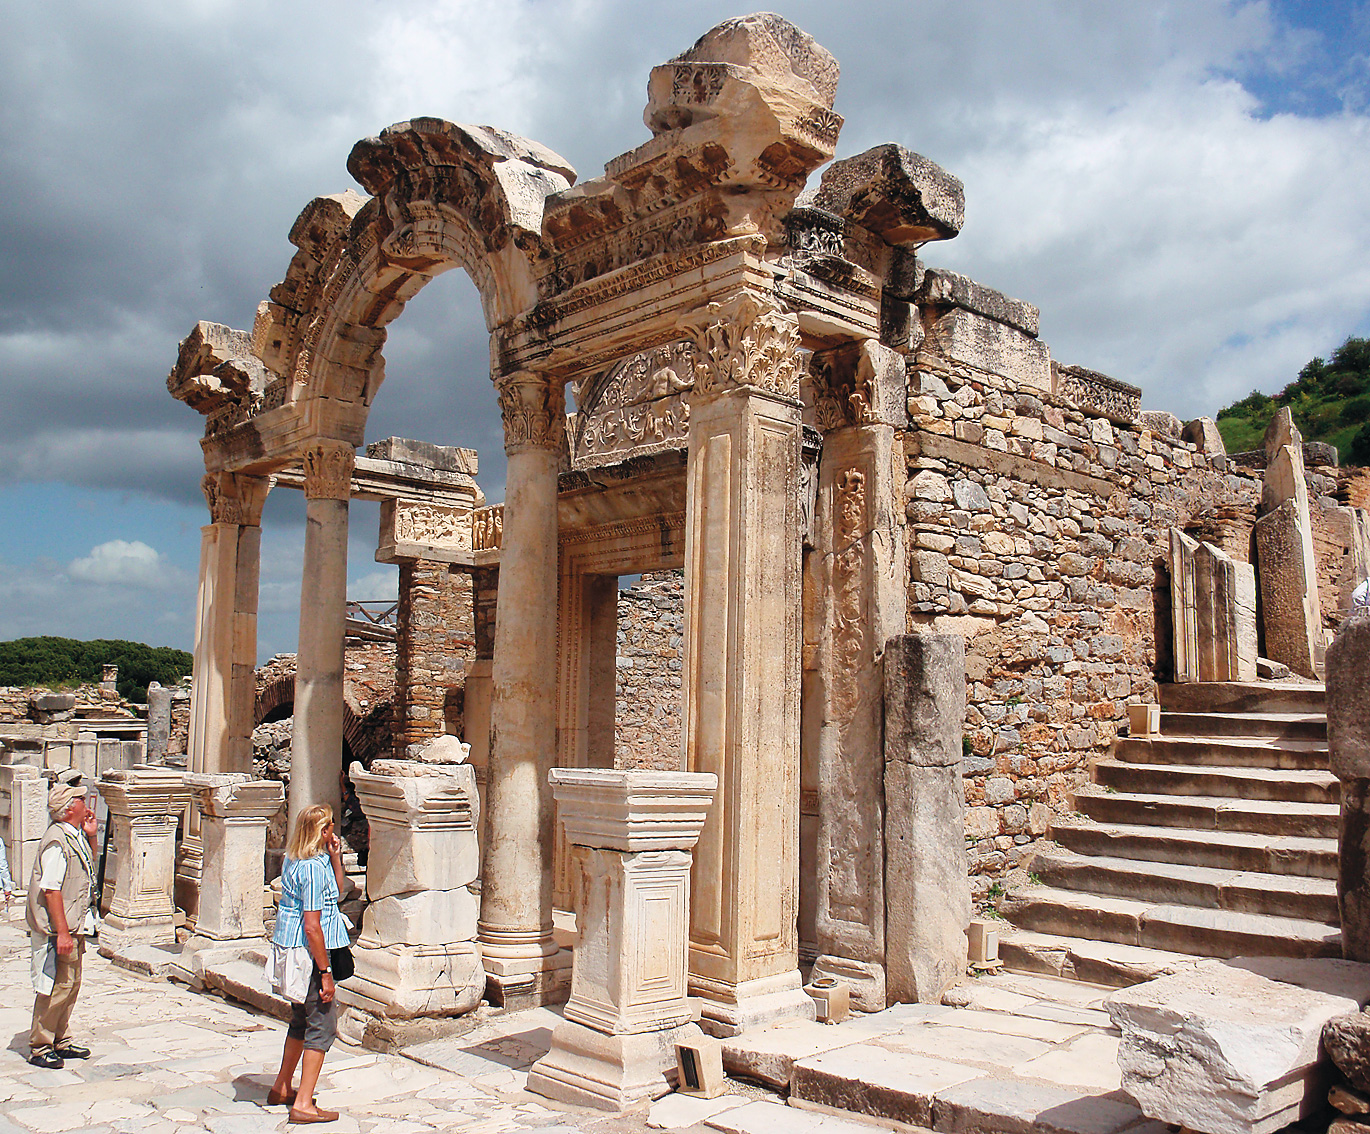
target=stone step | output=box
[785,1043,1155,1134]
[1072,787,1338,838]
[198,958,293,1023]
[1032,850,1339,922]
[1092,759,1337,804]
[1159,681,1325,715]
[1050,818,1337,878]
[1159,711,1326,740]
[995,927,1201,988]
[1113,734,1328,770]
[999,885,1341,959]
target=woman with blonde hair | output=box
[266,803,351,1124]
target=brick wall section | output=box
[614,570,684,771]
[393,561,475,757]
[904,349,1266,875]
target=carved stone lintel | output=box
[201,471,272,526]
[496,371,566,455]
[302,441,356,501]
[685,291,801,401]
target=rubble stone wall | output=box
[614,570,684,771]
[394,562,474,757]
[903,349,1267,876]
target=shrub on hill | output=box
[1215,336,1370,465]
[0,637,193,703]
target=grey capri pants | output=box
[286,966,337,1052]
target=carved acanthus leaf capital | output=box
[202,472,272,526]
[302,441,356,500]
[685,290,801,400]
[496,371,566,454]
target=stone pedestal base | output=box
[528,1019,702,1110]
[483,949,573,1009]
[337,942,485,1018]
[809,955,885,1013]
[97,913,177,952]
[694,970,816,1038]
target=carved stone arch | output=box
[253,118,575,431]
[255,675,297,725]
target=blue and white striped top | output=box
[272,854,351,950]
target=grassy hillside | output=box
[1215,336,1370,465]
[0,637,192,703]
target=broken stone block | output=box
[1325,1011,1370,1093]
[1330,1082,1370,1116]
[1183,416,1227,456]
[815,147,964,245]
[1170,529,1200,683]
[361,888,478,947]
[923,307,1052,392]
[1255,499,1325,679]
[1194,541,1258,682]
[1107,957,1370,1134]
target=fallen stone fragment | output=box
[1331,1083,1370,1116]
[1325,1012,1370,1093]
[1106,957,1370,1134]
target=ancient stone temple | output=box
[159,11,1370,1046]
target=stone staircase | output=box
[998,681,1341,986]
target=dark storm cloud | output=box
[2,0,1368,513]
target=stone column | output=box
[1193,542,1258,683]
[180,471,270,915]
[147,682,172,761]
[529,769,717,1111]
[98,766,192,949]
[1169,528,1200,684]
[344,759,484,1018]
[478,371,570,1007]
[883,633,970,1002]
[681,292,812,1035]
[184,772,284,942]
[1,764,46,883]
[807,340,907,1012]
[291,441,354,832]
[1331,610,1370,960]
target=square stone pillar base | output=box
[337,942,485,1018]
[693,969,815,1038]
[527,1019,705,1110]
[97,913,178,952]
[482,949,573,1009]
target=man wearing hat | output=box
[25,773,99,1069]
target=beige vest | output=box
[26,824,94,937]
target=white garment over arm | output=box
[37,844,67,891]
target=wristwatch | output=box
[320,966,331,974]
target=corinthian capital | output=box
[685,290,801,401]
[201,472,272,526]
[495,371,565,455]
[302,441,355,500]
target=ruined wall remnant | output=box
[613,571,684,771]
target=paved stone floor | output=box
[0,907,1156,1134]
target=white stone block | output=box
[1106,957,1370,1134]
[361,888,478,947]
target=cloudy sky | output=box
[1,0,1368,661]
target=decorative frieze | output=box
[1053,364,1142,427]
[572,342,698,466]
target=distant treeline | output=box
[1215,336,1370,465]
[0,637,193,703]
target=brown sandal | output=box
[288,1107,339,1124]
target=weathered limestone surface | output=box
[814,146,964,245]
[98,766,192,948]
[1170,529,1200,683]
[1193,541,1258,682]
[1331,611,1370,961]
[1182,416,1227,457]
[882,633,969,1003]
[185,772,283,943]
[809,415,905,1012]
[528,769,717,1110]
[1107,957,1370,1134]
[348,760,484,1019]
[0,763,46,883]
[1325,1011,1370,1093]
[1256,409,1325,678]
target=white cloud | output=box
[348,568,399,603]
[68,540,182,589]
